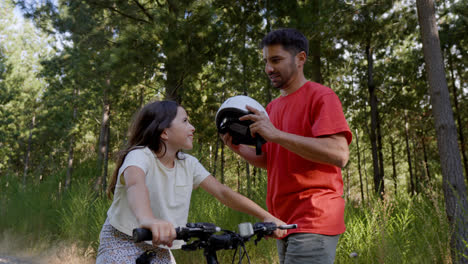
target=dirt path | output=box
[0,255,37,264]
[0,233,95,264]
[0,252,95,264]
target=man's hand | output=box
[239,105,281,142]
[219,106,271,168]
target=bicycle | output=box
[133,222,297,264]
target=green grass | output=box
[336,192,452,263]
[0,165,458,263]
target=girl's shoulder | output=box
[126,146,153,160]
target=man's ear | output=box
[161,129,169,140]
[296,51,307,68]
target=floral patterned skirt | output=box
[96,218,175,264]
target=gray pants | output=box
[277,233,340,264]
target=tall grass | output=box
[336,191,452,263]
[0,161,106,263]
[0,165,455,263]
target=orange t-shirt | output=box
[265,81,352,236]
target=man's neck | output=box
[280,76,308,96]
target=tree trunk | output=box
[198,140,204,164]
[377,113,385,189]
[237,159,241,192]
[65,135,74,191]
[355,129,365,203]
[421,131,431,180]
[65,87,79,191]
[241,22,251,196]
[391,139,397,196]
[252,167,257,187]
[264,0,272,103]
[95,82,111,193]
[309,0,322,83]
[448,49,468,183]
[362,140,370,201]
[102,124,110,192]
[212,138,220,177]
[411,134,420,194]
[404,111,415,195]
[165,61,183,103]
[366,43,384,197]
[221,141,225,184]
[246,162,251,197]
[310,39,322,83]
[416,0,468,261]
[23,113,35,187]
[139,84,145,108]
[345,166,350,201]
[164,3,183,103]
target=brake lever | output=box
[181,239,204,251]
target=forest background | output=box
[1,0,467,263]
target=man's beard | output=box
[270,62,297,89]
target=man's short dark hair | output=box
[260,28,309,57]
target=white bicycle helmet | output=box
[215,95,268,155]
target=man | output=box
[221,28,352,264]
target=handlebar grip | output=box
[133,228,153,243]
[278,224,298,230]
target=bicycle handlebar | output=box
[133,222,222,243]
[278,224,298,229]
[133,222,297,243]
[133,222,297,264]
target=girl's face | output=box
[163,106,195,150]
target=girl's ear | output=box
[161,128,169,140]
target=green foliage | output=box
[5,0,463,203]
[0,0,53,173]
[0,164,457,263]
[337,192,452,264]
[0,173,61,239]
[58,181,111,249]
[1,0,468,262]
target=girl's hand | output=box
[220,133,240,152]
[140,218,176,248]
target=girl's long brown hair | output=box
[107,100,179,199]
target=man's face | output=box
[262,44,298,89]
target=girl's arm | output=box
[199,175,287,238]
[123,166,176,247]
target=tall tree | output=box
[340,1,398,197]
[0,0,52,179]
[355,128,365,202]
[416,0,468,262]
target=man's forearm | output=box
[273,131,349,168]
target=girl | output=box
[96,100,286,264]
